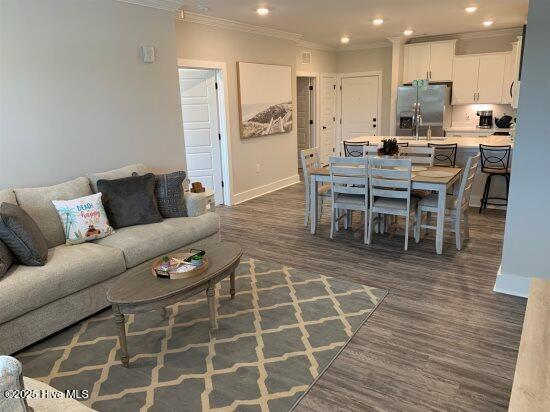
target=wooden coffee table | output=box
[106,241,242,367]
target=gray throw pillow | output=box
[0,240,14,276]
[97,173,163,229]
[0,202,48,266]
[154,171,187,218]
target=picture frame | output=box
[237,62,293,139]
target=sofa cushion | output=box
[98,173,163,229]
[0,203,49,266]
[95,213,220,268]
[87,164,148,193]
[14,177,93,248]
[0,189,16,205]
[0,243,126,324]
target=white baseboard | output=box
[493,265,531,298]
[232,175,301,205]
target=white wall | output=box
[336,47,393,136]
[496,0,550,297]
[0,0,185,189]
[296,47,337,74]
[175,21,337,202]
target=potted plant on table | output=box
[378,138,399,157]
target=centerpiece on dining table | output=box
[377,138,399,157]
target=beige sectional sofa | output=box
[0,164,220,355]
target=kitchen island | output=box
[345,135,513,208]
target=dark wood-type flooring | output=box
[216,182,526,411]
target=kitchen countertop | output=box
[345,135,514,149]
[444,126,511,133]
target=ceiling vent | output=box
[301,51,311,65]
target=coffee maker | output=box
[476,110,493,129]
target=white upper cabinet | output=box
[403,40,456,83]
[501,47,517,105]
[511,37,523,109]
[477,54,506,103]
[404,44,431,83]
[452,56,479,104]
[429,41,456,82]
[452,52,508,105]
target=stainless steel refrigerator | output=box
[396,84,451,137]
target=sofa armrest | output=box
[184,192,208,217]
[0,356,27,412]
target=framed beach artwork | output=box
[237,62,293,139]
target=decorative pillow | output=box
[52,193,114,245]
[97,173,163,229]
[132,171,187,218]
[0,240,14,277]
[0,202,48,266]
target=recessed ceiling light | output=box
[340,36,350,44]
[465,6,478,13]
[373,19,384,26]
[403,29,414,36]
[483,20,494,27]
[256,7,270,16]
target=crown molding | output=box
[410,27,523,43]
[116,0,184,12]
[177,11,303,42]
[336,40,391,52]
[456,27,523,40]
[387,36,406,45]
[296,40,336,52]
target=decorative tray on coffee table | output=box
[152,252,209,280]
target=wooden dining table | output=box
[309,165,463,254]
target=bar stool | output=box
[478,144,511,213]
[344,141,369,157]
[428,143,458,167]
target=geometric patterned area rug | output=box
[16,257,387,411]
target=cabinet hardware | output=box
[510,82,514,98]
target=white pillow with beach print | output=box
[52,193,114,245]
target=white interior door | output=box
[297,77,312,164]
[179,68,224,205]
[341,75,379,146]
[320,74,336,164]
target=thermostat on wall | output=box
[141,46,156,63]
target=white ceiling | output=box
[179,0,528,48]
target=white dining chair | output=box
[328,156,369,243]
[414,154,480,250]
[367,157,418,251]
[301,148,331,227]
[399,146,435,166]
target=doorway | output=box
[338,72,382,154]
[178,67,225,206]
[296,76,316,168]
